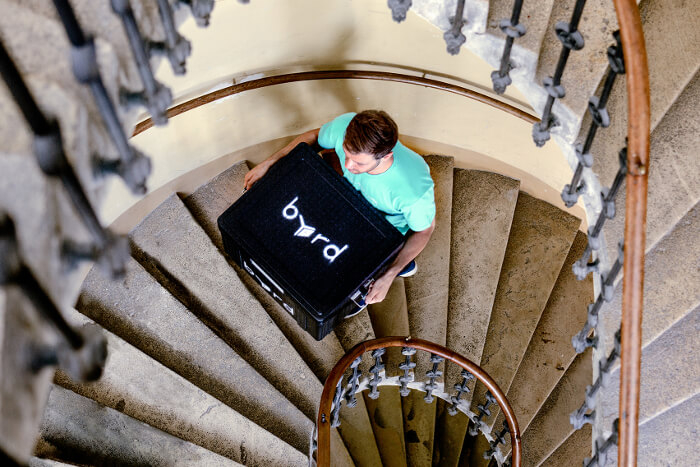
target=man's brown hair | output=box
[343,110,399,159]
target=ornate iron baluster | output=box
[469,391,496,436]
[423,353,444,403]
[448,369,474,415]
[51,0,151,195]
[572,147,627,280]
[344,356,362,407]
[588,147,628,249]
[584,418,619,466]
[368,348,385,399]
[444,0,467,55]
[398,346,416,397]
[532,0,588,147]
[0,214,108,382]
[562,31,625,207]
[0,38,129,278]
[330,378,343,428]
[111,0,172,125]
[491,0,526,94]
[177,0,217,27]
[572,243,624,353]
[156,0,192,75]
[484,420,510,459]
[388,0,412,23]
[571,329,621,429]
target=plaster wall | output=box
[104,0,584,231]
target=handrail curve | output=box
[315,336,521,467]
[612,1,650,466]
[132,69,538,136]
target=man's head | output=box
[342,110,398,174]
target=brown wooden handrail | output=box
[131,69,538,136]
[316,337,521,466]
[612,1,650,466]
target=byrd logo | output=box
[283,196,349,263]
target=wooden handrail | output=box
[612,1,650,466]
[316,337,521,466]
[132,69,538,136]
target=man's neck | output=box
[368,154,394,175]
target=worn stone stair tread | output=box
[601,69,700,264]
[490,231,593,434]
[127,194,356,464]
[539,425,591,467]
[27,458,79,467]
[57,308,307,466]
[400,154,453,466]
[182,161,346,383]
[518,349,592,466]
[471,191,580,421]
[434,169,520,467]
[600,304,700,432]
[129,194,321,418]
[590,0,700,193]
[533,0,619,121]
[16,0,165,94]
[36,386,240,466]
[76,257,312,453]
[600,199,700,366]
[470,192,580,467]
[634,393,700,466]
[485,0,555,66]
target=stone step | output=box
[489,230,593,433]
[129,194,321,417]
[402,155,454,466]
[366,279,409,467]
[28,458,78,467]
[433,169,520,467]
[533,0,619,128]
[539,425,591,467]
[599,304,700,432]
[183,162,376,466]
[76,257,312,453]
[128,194,355,464]
[600,198,700,366]
[182,160,346,383]
[485,0,555,76]
[469,191,580,467]
[36,386,239,466]
[593,393,700,466]
[600,68,700,264]
[518,349,592,467]
[588,0,700,193]
[17,0,166,97]
[635,393,700,465]
[57,308,307,466]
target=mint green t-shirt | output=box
[318,113,436,235]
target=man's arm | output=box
[365,217,436,304]
[243,128,320,190]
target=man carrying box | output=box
[244,110,436,305]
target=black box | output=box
[218,143,405,340]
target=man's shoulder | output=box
[385,144,434,203]
[318,113,356,148]
[393,144,431,181]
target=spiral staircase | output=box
[1,0,698,466]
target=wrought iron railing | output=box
[489,0,649,464]
[0,0,649,464]
[314,337,521,467]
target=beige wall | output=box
[106,0,584,231]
